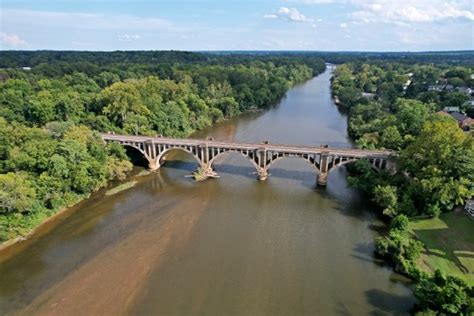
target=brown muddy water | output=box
[0,67,414,315]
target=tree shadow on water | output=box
[365,288,414,316]
[351,242,385,267]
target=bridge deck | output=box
[100,133,393,158]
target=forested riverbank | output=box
[0,51,325,244]
[0,61,417,316]
[331,62,474,314]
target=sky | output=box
[0,0,473,51]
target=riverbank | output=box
[0,194,88,253]
[0,199,83,253]
[330,62,473,314]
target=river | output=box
[0,67,414,315]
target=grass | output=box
[409,211,474,285]
[105,180,137,196]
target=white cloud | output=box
[0,32,27,47]
[350,1,474,24]
[279,7,312,22]
[118,34,141,42]
[351,1,474,24]
[264,7,313,23]
[339,22,348,28]
[263,14,278,19]
[285,0,474,24]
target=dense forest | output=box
[331,61,474,314]
[2,50,473,69]
[0,51,325,242]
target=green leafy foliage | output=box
[0,120,132,241]
[414,270,473,315]
[399,118,474,214]
[0,173,36,214]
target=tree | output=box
[380,126,403,149]
[414,270,472,315]
[215,97,239,118]
[107,157,133,181]
[378,82,401,104]
[27,91,57,124]
[394,99,433,136]
[373,185,398,217]
[0,79,33,122]
[101,81,149,127]
[390,214,409,231]
[399,117,474,214]
[443,92,469,109]
[338,86,362,108]
[0,172,36,214]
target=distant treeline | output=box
[1,50,473,71]
[206,50,474,65]
[0,50,326,75]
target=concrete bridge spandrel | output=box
[101,133,395,186]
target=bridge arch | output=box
[121,144,152,167]
[118,143,149,160]
[154,146,203,169]
[326,157,358,173]
[209,150,260,171]
[265,155,321,174]
[325,157,384,173]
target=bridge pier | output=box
[385,160,397,174]
[317,154,329,186]
[148,159,161,171]
[317,172,328,186]
[193,164,219,181]
[257,168,268,181]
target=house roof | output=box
[449,111,470,123]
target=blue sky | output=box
[1,0,473,51]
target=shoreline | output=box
[0,196,88,260]
[0,169,146,257]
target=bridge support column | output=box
[318,153,329,186]
[148,158,161,171]
[385,159,397,174]
[257,168,268,181]
[317,172,328,186]
[193,164,219,182]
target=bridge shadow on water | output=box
[161,159,322,184]
[158,159,393,226]
[159,159,375,210]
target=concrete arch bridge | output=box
[101,133,395,186]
